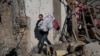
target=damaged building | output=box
[0,0,100,56]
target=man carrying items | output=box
[37,14,53,54]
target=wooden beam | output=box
[82,8,92,42]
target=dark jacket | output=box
[36,19,48,35]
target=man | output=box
[36,14,52,54]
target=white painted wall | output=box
[24,0,54,52]
[24,0,68,52]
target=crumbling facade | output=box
[0,0,100,56]
[0,0,29,56]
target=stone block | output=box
[56,50,68,56]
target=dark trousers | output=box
[38,33,51,53]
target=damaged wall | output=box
[0,3,15,56]
[0,0,29,56]
[0,0,65,55]
[11,0,29,56]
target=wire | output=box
[39,0,42,14]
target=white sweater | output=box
[40,15,54,31]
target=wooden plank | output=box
[82,8,92,42]
[91,28,100,40]
[87,6,100,40]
